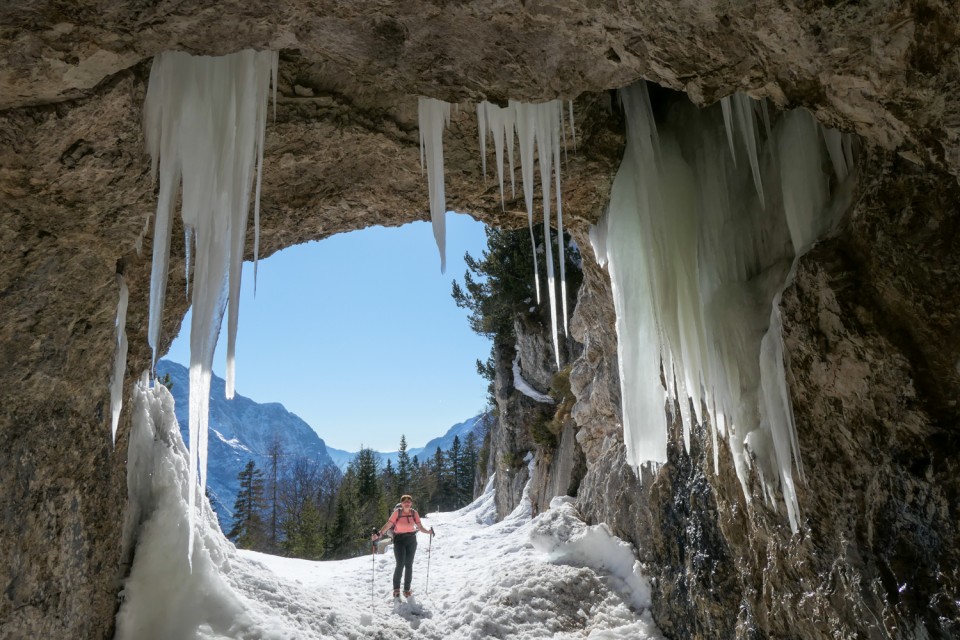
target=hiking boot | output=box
[393,589,400,598]
[403,590,413,598]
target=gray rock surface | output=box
[1,1,958,638]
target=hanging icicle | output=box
[143,49,277,564]
[418,97,452,274]
[109,275,129,446]
[594,82,856,532]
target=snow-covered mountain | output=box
[157,360,487,531]
[157,360,337,531]
[325,413,489,470]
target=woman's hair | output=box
[400,494,413,502]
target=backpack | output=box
[385,503,419,538]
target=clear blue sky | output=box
[164,213,492,452]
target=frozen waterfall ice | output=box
[593,83,855,531]
[109,275,130,446]
[142,49,277,563]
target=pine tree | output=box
[396,435,411,494]
[351,448,384,555]
[265,433,284,552]
[381,458,396,499]
[452,227,582,404]
[462,431,480,501]
[228,459,266,549]
[431,446,448,510]
[329,468,358,558]
[285,498,325,560]
[410,455,427,503]
[448,436,464,508]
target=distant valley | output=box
[156,360,486,532]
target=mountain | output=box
[157,360,489,532]
[156,360,336,532]
[326,413,491,470]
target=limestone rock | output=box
[1,1,958,638]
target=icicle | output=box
[184,227,192,300]
[109,276,129,446]
[418,97,452,273]
[143,49,276,564]
[553,106,570,338]
[760,99,773,141]
[760,301,802,530]
[597,81,855,532]
[720,96,736,165]
[733,93,765,208]
[483,101,517,210]
[513,100,542,304]
[534,102,561,369]
[506,107,517,200]
[779,109,831,254]
[821,126,848,182]
[560,101,568,164]
[568,100,577,151]
[477,102,488,179]
[485,102,506,209]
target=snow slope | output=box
[117,379,663,640]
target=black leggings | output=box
[392,533,418,591]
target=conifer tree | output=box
[462,431,480,501]
[381,458,396,499]
[284,499,325,560]
[396,435,411,494]
[228,459,266,549]
[431,446,448,510]
[329,468,358,558]
[448,436,464,508]
[265,433,284,552]
[351,448,384,553]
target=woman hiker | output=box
[372,494,434,598]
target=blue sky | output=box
[164,213,492,452]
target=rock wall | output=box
[566,147,960,637]
[487,311,585,520]
[1,1,958,638]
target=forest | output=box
[226,429,487,559]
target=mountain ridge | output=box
[156,359,486,530]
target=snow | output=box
[512,355,556,404]
[143,49,277,562]
[118,379,662,639]
[593,82,855,531]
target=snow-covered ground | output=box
[116,380,664,640]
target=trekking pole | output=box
[425,530,433,597]
[370,530,377,612]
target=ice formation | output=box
[512,354,556,404]
[142,49,277,561]
[109,275,130,445]
[116,377,252,639]
[593,83,855,531]
[421,98,576,368]
[418,97,452,274]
